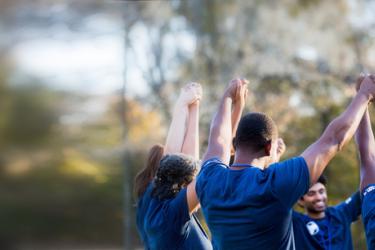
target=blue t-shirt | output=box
[195,157,310,250]
[362,184,375,250]
[293,191,361,250]
[136,183,212,250]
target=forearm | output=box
[302,92,371,184]
[164,102,188,155]
[231,103,244,138]
[355,110,375,163]
[324,92,371,151]
[181,102,200,159]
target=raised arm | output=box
[230,80,248,157]
[274,138,286,163]
[181,83,202,159]
[187,79,247,214]
[232,79,248,137]
[164,83,200,155]
[355,109,375,191]
[202,78,248,164]
[301,75,375,184]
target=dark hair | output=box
[317,175,327,185]
[233,112,278,152]
[152,154,198,200]
[134,144,164,199]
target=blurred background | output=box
[1,0,375,249]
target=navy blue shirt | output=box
[196,157,310,250]
[362,184,375,250]
[293,191,361,250]
[136,183,212,250]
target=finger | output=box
[241,78,249,85]
[356,73,366,91]
[233,78,241,85]
[236,82,241,98]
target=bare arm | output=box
[181,84,202,159]
[185,101,201,214]
[232,80,248,137]
[187,79,247,214]
[164,83,200,155]
[202,79,247,164]
[230,81,248,156]
[355,109,375,191]
[301,76,375,184]
[274,138,286,163]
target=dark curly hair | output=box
[233,112,278,152]
[152,154,198,200]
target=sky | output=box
[6,3,195,99]
[4,0,375,99]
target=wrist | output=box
[189,99,200,108]
[222,95,233,105]
[173,101,189,114]
[358,89,373,103]
[234,102,245,109]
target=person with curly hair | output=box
[135,81,214,250]
[135,79,246,250]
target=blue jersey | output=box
[362,184,375,250]
[136,183,212,250]
[293,192,361,250]
[196,157,310,250]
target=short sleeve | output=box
[199,157,223,173]
[167,188,191,228]
[196,158,226,200]
[362,184,375,250]
[268,157,310,208]
[334,191,361,223]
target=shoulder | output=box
[326,206,346,222]
[267,156,309,171]
[138,183,153,204]
[201,157,227,170]
[266,157,310,184]
[292,210,306,221]
[198,157,227,178]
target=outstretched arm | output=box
[355,109,375,191]
[187,79,247,214]
[301,75,375,184]
[230,80,248,157]
[202,79,248,164]
[181,83,202,159]
[232,79,248,137]
[164,83,200,155]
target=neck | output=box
[232,149,269,170]
[307,210,325,219]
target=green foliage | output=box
[0,82,60,148]
[0,162,123,245]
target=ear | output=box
[232,137,236,151]
[264,141,272,156]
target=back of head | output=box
[152,154,198,200]
[134,144,165,199]
[233,112,278,152]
